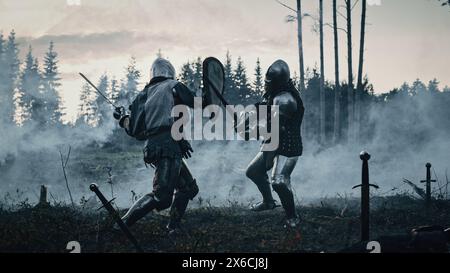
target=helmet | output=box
[265,59,290,87]
[264,60,290,97]
[151,58,176,79]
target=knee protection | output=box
[272,175,296,219]
[187,179,199,200]
[271,175,292,193]
[175,179,199,201]
[154,189,174,211]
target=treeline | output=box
[276,0,450,145]
[178,52,265,105]
[2,29,450,150]
[74,51,267,128]
[300,68,450,145]
[0,30,63,128]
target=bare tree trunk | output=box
[356,0,367,142]
[319,0,326,144]
[333,0,340,143]
[357,0,367,92]
[297,0,306,92]
[346,0,354,142]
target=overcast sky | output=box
[1,0,449,122]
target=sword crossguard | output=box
[420,180,437,183]
[352,184,379,189]
[97,197,116,211]
[89,183,143,253]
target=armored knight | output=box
[113,58,199,234]
[243,59,305,228]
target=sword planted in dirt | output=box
[89,183,144,253]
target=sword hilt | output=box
[420,180,436,183]
[90,183,144,253]
[97,197,116,211]
[352,184,379,189]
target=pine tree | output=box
[3,30,20,124]
[42,41,64,125]
[179,61,195,91]
[223,51,236,103]
[292,71,299,91]
[233,57,251,104]
[118,57,141,105]
[110,77,120,104]
[77,82,97,126]
[427,79,440,94]
[0,32,5,85]
[398,82,410,97]
[411,79,427,96]
[193,57,203,95]
[18,46,43,125]
[156,49,163,58]
[253,58,264,99]
[95,74,110,126]
[0,32,7,118]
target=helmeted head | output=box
[264,59,290,98]
[150,58,176,80]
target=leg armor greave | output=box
[168,162,199,229]
[168,181,198,229]
[271,156,299,219]
[122,193,159,227]
[246,152,276,203]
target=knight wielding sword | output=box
[113,58,199,234]
[240,60,305,228]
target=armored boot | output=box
[250,182,278,211]
[167,176,199,235]
[167,199,188,236]
[272,176,299,225]
[121,193,159,227]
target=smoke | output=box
[185,92,450,206]
[1,89,449,209]
[0,116,116,205]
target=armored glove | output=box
[178,139,194,159]
[113,106,125,120]
[113,106,129,128]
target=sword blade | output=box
[79,73,118,108]
[90,183,143,253]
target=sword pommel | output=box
[360,151,371,161]
[426,162,432,168]
[89,183,99,192]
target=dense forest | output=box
[0,29,449,151]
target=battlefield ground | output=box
[1,146,450,253]
[1,194,450,253]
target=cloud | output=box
[16,31,184,63]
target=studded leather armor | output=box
[265,83,304,157]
